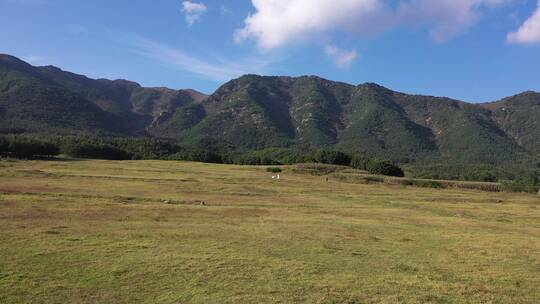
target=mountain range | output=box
[1,53,539,164]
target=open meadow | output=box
[0,159,539,303]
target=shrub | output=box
[313,149,351,166]
[232,153,280,165]
[292,163,345,176]
[170,149,222,163]
[235,148,308,165]
[266,167,282,173]
[1,137,60,158]
[363,176,384,183]
[367,160,405,177]
[0,137,9,156]
[350,154,370,170]
[413,180,445,189]
[501,175,539,193]
[406,164,538,183]
[454,182,501,192]
[62,143,132,160]
[168,148,222,163]
[399,179,414,186]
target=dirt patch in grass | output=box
[221,208,271,218]
[0,185,64,194]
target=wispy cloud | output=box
[325,45,357,68]
[220,5,232,15]
[118,33,275,82]
[181,1,207,27]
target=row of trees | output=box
[0,136,60,158]
[501,174,539,193]
[226,148,405,177]
[0,135,406,177]
[2,135,538,188]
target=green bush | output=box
[292,163,345,176]
[228,148,309,166]
[312,149,351,166]
[367,160,405,177]
[168,149,222,163]
[363,176,384,183]
[399,179,415,186]
[1,136,60,158]
[413,180,445,189]
[406,164,536,183]
[501,174,539,193]
[454,182,501,192]
[0,137,9,155]
[62,143,132,160]
[232,153,280,165]
[350,154,370,170]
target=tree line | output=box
[0,136,60,158]
[0,135,405,177]
[1,134,538,192]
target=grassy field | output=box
[0,159,539,303]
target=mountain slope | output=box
[0,54,538,165]
[481,92,540,154]
[160,75,530,164]
[0,54,208,136]
[0,55,125,134]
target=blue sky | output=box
[1,0,539,102]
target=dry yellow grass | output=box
[0,159,539,303]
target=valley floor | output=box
[0,159,539,303]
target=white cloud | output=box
[507,1,540,44]
[122,34,274,82]
[181,1,207,27]
[235,0,384,50]
[325,45,357,68]
[235,0,511,49]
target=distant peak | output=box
[359,82,387,89]
[37,65,63,72]
[111,79,141,87]
[499,90,540,101]
[0,53,30,66]
[0,53,22,60]
[182,89,208,102]
[357,82,395,95]
[514,90,540,97]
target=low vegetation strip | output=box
[331,173,503,192]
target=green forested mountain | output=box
[0,54,206,136]
[1,54,539,165]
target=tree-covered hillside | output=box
[1,54,539,166]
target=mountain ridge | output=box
[1,54,538,165]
